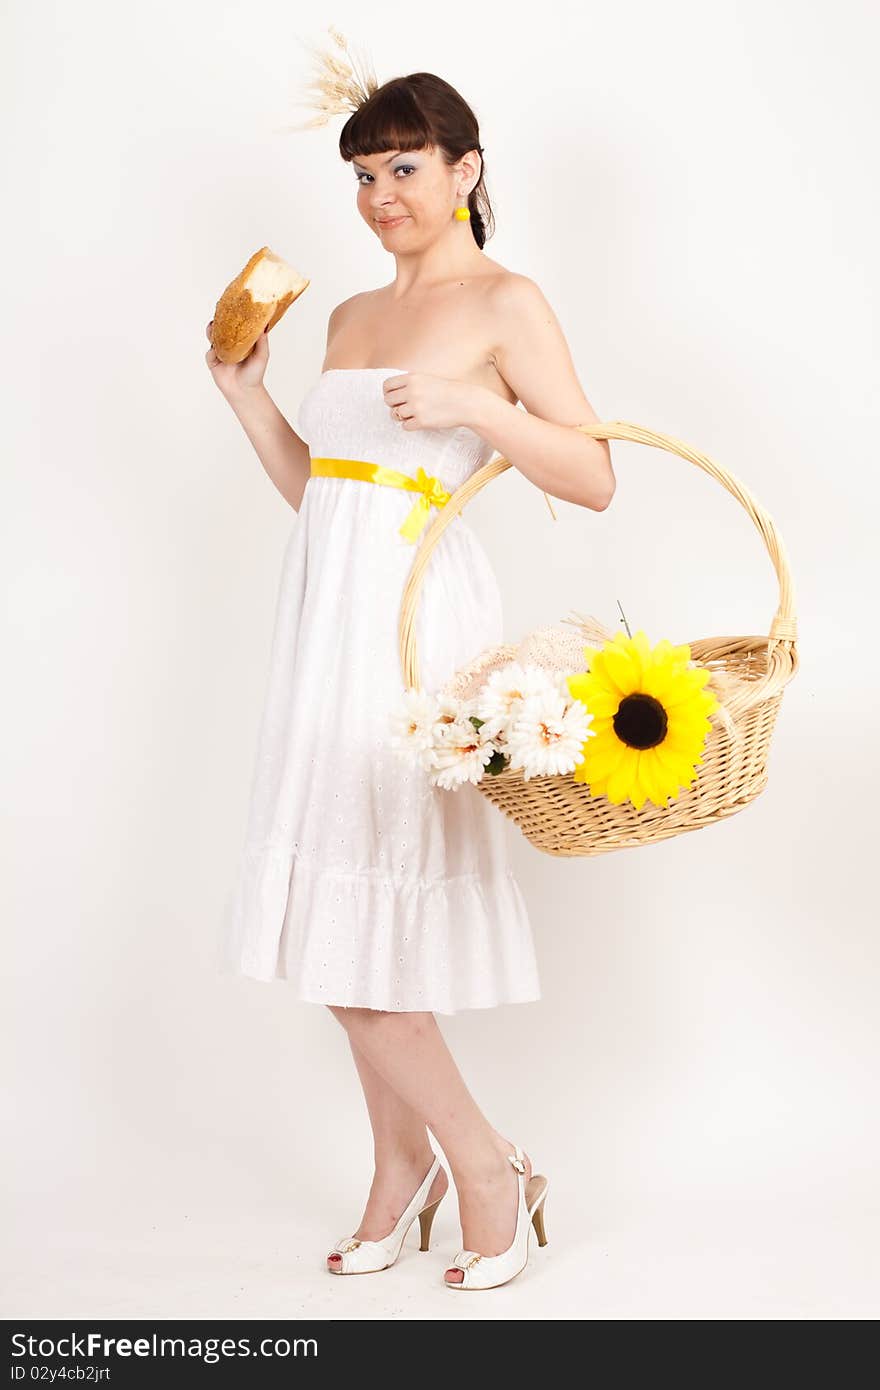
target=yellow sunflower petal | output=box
[586,714,615,739]
[572,759,597,786]
[652,742,686,783]
[663,715,706,745]
[601,643,640,696]
[640,662,677,702]
[650,638,672,664]
[628,630,653,685]
[629,754,652,810]
[638,752,673,807]
[581,739,628,782]
[668,641,693,665]
[643,668,684,705]
[578,688,620,718]
[660,725,707,757]
[586,649,622,697]
[566,673,591,702]
[660,669,710,709]
[606,745,640,803]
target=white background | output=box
[3,0,878,1319]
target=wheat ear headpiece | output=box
[275,25,380,135]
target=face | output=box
[352,143,480,244]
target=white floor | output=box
[4,1163,877,1320]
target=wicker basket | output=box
[397,420,800,857]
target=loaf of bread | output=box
[210,247,309,364]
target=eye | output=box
[355,164,416,185]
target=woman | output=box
[207,64,614,1291]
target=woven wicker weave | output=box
[397,420,799,857]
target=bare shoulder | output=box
[483,270,614,489]
[327,289,372,333]
[488,269,554,322]
[485,271,557,364]
[323,289,379,365]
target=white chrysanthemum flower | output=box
[475,661,557,739]
[505,687,595,780]
[429,690,476,740]
[389,687,441,769]
[428,716,497,791]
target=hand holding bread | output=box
[205,315,271,395]
[205,246,310,395]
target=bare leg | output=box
[324,1019,448,1270]
[328,1006,534,1285]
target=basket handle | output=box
[398,419,799,700]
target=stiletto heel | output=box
[326,1153,445,1275]
[417,1196,443,1251]
[530,1188,548,1246]
[444,1144,550,1291]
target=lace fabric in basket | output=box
[438,614,616,703]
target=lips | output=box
[377,216,407,227]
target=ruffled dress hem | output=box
[219,841,542,1015]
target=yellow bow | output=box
[308,455,556,539]
[399,466,452,542]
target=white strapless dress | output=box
[219,368,540,1013]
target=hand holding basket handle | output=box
[397,419,799,857]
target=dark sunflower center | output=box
[612,692,668,749]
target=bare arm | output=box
[206,305,348,512]
[207,296,361,510]
[223,384,311,512]
[465,275,615,511]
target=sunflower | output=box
[565,629,720,811]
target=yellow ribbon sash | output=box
[309,457,453,543]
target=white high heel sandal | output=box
[444,1144,549,1290]
[326,1153,446,1275]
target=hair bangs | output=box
[338,82,433,163]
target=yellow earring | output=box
[454,204,471,221]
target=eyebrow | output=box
[352,151,408,170]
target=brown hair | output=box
[338,73,493,249]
